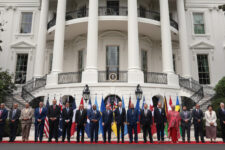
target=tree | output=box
[214,77,225,97]
[0,68,17,103]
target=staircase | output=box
[198,85,215,111]
[5,93,27,110]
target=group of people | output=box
[0,100,225,144]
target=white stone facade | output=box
[0,0,224,107]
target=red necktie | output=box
[39,108,42,114]
[53,105,56,110]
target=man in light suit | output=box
[180,105,192,143]
[34,102,47,142]
[0,103,8,142]
[88,104,101,143]
[102,105,113,143]
[20,103,33,142]
[9,103,21,142]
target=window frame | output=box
[196,54,211,85]
[14,53,29,84]
[19,11,34,35]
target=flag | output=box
[142,96,146,110]
[135,97,141,134]
[111,97,118,137]
[70,96,77,136]
[128,96,132,109]
[168,96,173,111]
[122,96,128,136]
[99,97,106,135]
[163,96,169,137]
[150,97,156,134]
[85,98,92,138]
[94,96,101,135]
[175,96,182,136]
[58,98,63,137]
[44,97,50,138]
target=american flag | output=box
[44,98,50,138]
[70,96,77,137]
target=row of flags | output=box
[43,95,182,138]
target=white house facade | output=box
[0,0,225,109]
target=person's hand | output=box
[11,120,15,122]
[102,123,104,126]
[0,119,2,121]
[84,123,86,126]
[164,123,166,126]
[223,121,225,124]
[198,119,201,123]
[185,120,188,123]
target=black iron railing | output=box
[98,71,128,82]
[98,7,128,16]
[47,7,178,30]
[58,72,82,84]
[144,72,168,84]
[179,76,204,104]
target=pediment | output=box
[190,41,214,49]
[11,41,36,48]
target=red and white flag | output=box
[168,96,173,111]
[150,97,156,134]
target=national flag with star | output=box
[99,96,106,135]
[70,96,77,137]
[135,97,141,134]
[58,98,63,137]
[44,97,50,138]
[168,96,173,111]
[175,96,182,136]
[112,97,118,136]
[94,96,101,135]
[122,96,128,136]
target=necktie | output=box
[13,109,16,118]
[159,109,161,114]
[67,108,69,113]
[0,110,2,117]
[120,108,122,114]
[39,108,42,114]
[53,105,56,110]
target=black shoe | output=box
[150,141,153,143]
[40,140,42,143]
[135,141,138,143]
[144,141,147,143]
[56,139,58,143]
[68,140,70,143]
[117,141,119,143]
[62,140,64,143]
[48,140,52,142]
[202,141,205,143]
[122,140,124,143]
[182,140,185,143]
[188,140,191,143]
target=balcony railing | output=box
[58,72,82,84]
[47,7,178,30]
[138,9,178,30]
[98,71,128,82]
[144,72,168,84]
[98,7,128,16]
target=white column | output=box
[128,0,144,83]
[177,0,191,78]
[82,0,99,83]
[51,0,66,74]
[46,0,66,86]
[160,0,174,74]
[34,0,49,78]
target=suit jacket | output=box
[0,108,8,124]
[34,107,47,124]
[115,107,126,124]
[140,109,152,125]
[192,109,204,125]
[75,109,87,125]
[127,109,139,126]
[154,107,167,124]
[180,110,192,126]
[205,110,217,126]
[9,109,21,123]
[102,110,113,125]
[62,107,73,124]
[88,110,101,123]
[20,108,34,124]
[47,105,61,120]
[218,108,225,125]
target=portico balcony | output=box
[47,7,178,30]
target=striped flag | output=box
[150,97,156,134]
[70,96,77,136]
[44,98,50,138]
[111,98,118,136]
[85,98,92,138]
[58,98,63,137]
[163,96,169,137]
[135,97,141,134]
[168,96,173,111]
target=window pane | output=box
[15,54,28,84]
[193,13,205,34]
[20,12,33,33]
[106,46,119,80]
[197,54,210,85]
[78,50,84,72]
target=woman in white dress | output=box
[205,105,217,143]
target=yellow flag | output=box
[111,122,117,137]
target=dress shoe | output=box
[150,141,153,143]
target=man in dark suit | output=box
[127,103,139,143]
[115,101,126,143]
[154,102,167,142]
[140,104,153,143]
[218,102,225,143]
[88,104,101,143]
[48,99,61,142]
[180,105,192,143]
[9,103,21,142]
[75,104,87,143]
[62,102,73,142]
[34,101,47,142]
[192,104,205,143]
[102,104,113,143]
[0,103,8,142]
